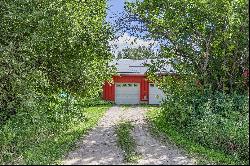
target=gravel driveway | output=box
[61,106,196,165]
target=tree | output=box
[125,0,249,93]
[117,46,158,59]
[0,0,113,123]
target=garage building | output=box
[102,59,175,105]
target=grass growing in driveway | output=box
[120,104,131,111]
[146,107,245,165]
[120,104,158,111]
[115,120,140,163]
[0,105,110,165]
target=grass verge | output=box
[146,107,245,165]
[119,104,158,111]
[115,120,140,163]
[0,105,110,165]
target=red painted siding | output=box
[103,81,115,101]
[102,75,149,102]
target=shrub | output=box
[161,87,249,162]
[0,93,109,164]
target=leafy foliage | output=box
[123,1,249,164]
[147,108,246,165]
[0,93,110,165]
[0,0,113,123]
[0,1,114,164]
[126,0,249,93]
[149,77,249,163]
[117,46,158,60]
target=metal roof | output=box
[110,59,175,75]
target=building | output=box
[102,59,175,104]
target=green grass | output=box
[0,105,110,165]
[146,107,245,165]
[119,104,159,111]
[119,104,131,111]
[115,120,140,163]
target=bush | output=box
[0,93,110,164]
[161,88,249,163]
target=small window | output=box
[116,84,121,87]
[123,84,127,87]
[150,84,154,87]
[134,84,138,87]
[128,83,132,87]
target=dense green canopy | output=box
[117,46,158,59]
[0,0,113,123]
[126,0,249,93]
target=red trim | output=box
[103,75,149,102]
[116,74,146,76]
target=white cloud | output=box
[109,33,159,56]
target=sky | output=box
[106,0,126,25]
[106,0,159,56]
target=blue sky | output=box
[106,0,146,37]
[106,0,160,55]
[106,0,126,24]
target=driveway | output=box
[61,106,196,165]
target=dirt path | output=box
[61,106,196,165]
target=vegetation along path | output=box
[61,106,196,165]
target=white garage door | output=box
[115,83,140,104]
[149,83,165,105]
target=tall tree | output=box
[0,0,113,122]
[125,0,249,93]
[117,46,158,59]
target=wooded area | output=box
[125,0,249,164]
[0,0,249,165]
[0,1,113,164]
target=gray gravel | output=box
[61,106,196,165]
